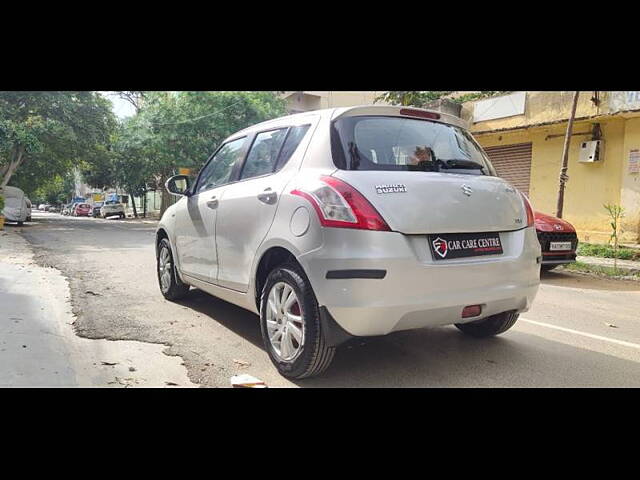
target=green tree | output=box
[79,143,117,190]
[375,91,454,107]
[125,91,287,214]
[35,175,68,205]
[0,92,117,191]
[112,116,155,218]
[375,91,510,107]
[114,91,147,114]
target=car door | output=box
[174,136,248,283]
[215,123,313,292]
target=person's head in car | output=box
[408,146,434,165]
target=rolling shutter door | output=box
[483,142,532,195]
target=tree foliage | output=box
[2,91,286,212]
[114,91,147,114]
[375,91,454,106]
[116,91,287,213]
[0,91,117,192]
[375,91,510,107]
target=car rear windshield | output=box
[331,116,497,176]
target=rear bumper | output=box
[299,227,541,337]
[541,252,576,265]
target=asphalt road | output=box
[13,211,640,387]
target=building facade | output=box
[461,91,640,244]
[282,91,386,113]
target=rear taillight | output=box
[520,192,535,227]
[291,176,391,231]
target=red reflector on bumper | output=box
[461,305,482,318]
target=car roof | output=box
[227,105,468,141]
[1,186,25,198]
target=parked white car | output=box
[100,200,126,219]
[156,105,541,379]
[1,186,29,225]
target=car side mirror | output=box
[165,175,192,197]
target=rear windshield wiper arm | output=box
[437,159,486,170]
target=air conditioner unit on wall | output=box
[579,140,604,163]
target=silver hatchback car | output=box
[156,105,541,379]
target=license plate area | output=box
[550,241,572,251]
[429,232,503,260]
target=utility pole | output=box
[556,91,580,219]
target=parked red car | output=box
[73,203,92,217]
[535,211,578,272]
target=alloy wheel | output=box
[266,282,305,362]
[158,246,172,293]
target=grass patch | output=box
[561,261,640,279]
[577,242,640,261]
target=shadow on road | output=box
[175,289,265,350]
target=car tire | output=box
[541,264,557,272]
[455,311,519,338]
[157,238,190,301]
[260,262,336,379]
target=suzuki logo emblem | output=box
[461,184,473,196]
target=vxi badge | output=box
[376,184,407,194]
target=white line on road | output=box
[520,318,640,351]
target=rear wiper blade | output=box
[437,159,485,170]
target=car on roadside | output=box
[38,203,46,211]
[156,105,541,379]
[72,203,92,217]
[100,200,126,219]
[91,202,104,218]
[1,186,29,225]
[535,211,578,272]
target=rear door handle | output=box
[257,188,277,205]
[206,196,218,209]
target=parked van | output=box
[1,186,29,225]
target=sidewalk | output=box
[576,255,640,274]
[0,229,194,387]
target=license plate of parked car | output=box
[428,232,503,260]
[550,241,572,251]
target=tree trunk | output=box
[130,191,138,218]
[143,189,147,218]
[160,177,171,217]
[1,145,25,188]
[556,91,580,219]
